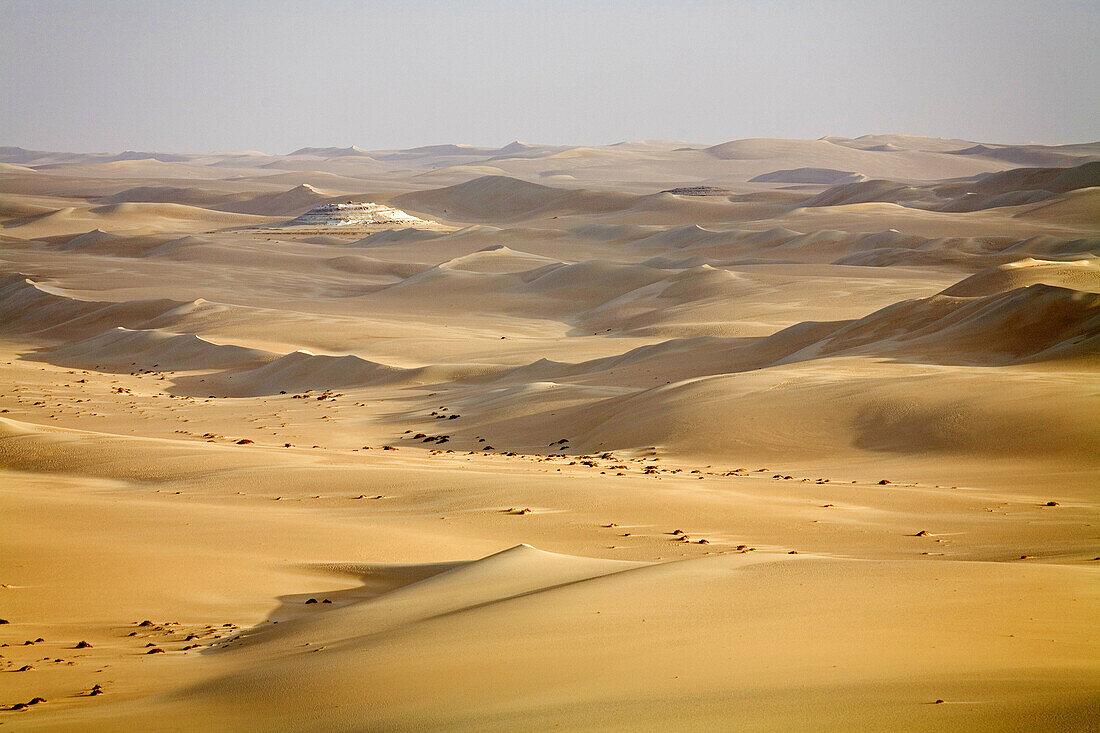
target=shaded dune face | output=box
[0,136,1097,732]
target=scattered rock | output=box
[8,697,46,711]
[305,598,318,604]
[661,185,732,196]
[146,648,164,654]
[74,640,92,649]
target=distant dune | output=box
[749,167,867,184]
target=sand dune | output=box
[210,349,404,394]
[0,275,189,339]
[222,183,340,216]
[34,327,276,371]
[566,357,1099,468]
[942,257,1100,296]
[89,552,1095,732]
[788,282,1098,365]
[1,201,275,237]
[701,137,1017,180]
[98,184,235,208]
[1013,186,1100,227]
[949,142,1100,168]
[750,167,866,184]
[392,175,639,223]
[288,145,375,158]
[789,161,1100,215]
[0,137,1096,732]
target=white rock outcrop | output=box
[285,202,434,226]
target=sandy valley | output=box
[0,137,1098,730]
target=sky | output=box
[2,0,1097,153]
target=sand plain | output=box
[0,137,1097,731]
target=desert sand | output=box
[0,137,1097,731]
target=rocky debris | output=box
[660,186,732,196]
[7,697,46,710]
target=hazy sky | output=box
[2,0,1097,153]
